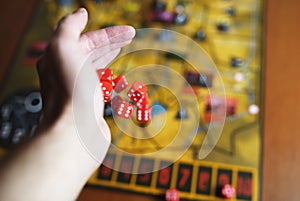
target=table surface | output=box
[1,0,300,201]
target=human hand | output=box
[37,8,135,130]
[0,9,135,200]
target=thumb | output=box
[54,8,88,39]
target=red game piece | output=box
[23,41,48,65]
[100,81,113,102]
[136,107,151,122]
[221,184,236,199]
[113,75,129,93]
[165,189,180,201]
[204,96,237,122]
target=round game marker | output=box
[221,184,236,199]
[234,72,244,82]
[248,104,260,115]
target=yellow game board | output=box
[0,0,263,200]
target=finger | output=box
[89,39,132,62]
[80,25,135,52]
[54,8,88,39]
[93,48,121,69]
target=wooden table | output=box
[1,0,300,200]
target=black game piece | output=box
[226,7,236,16]
[194,29,206,41]
[0,89,43,148]
[217,22,229,32]
[104,103,113,117]
[231,57,244,67]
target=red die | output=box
[111,96,134,119]
[127,81,147,103]
[113,75,129,93]
[221,184,236,199]
[97,68,114,83]
[132,81,147,92]
[165,189,180,201]
[128,89,145,103]
[136,94,150,109]
[116,101,134,119]
[100,81,113,102]
[136,107,151,122]
[111,95,123,111]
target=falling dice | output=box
[97,68,114,102]
[128,89,144,103]
[136,93,150,109]
[111,96,134,119]
[136,107,151,122]
[127,81,147,103]
[165,189,180,201]
[117,102,134,119]
[100,81,113,102]
[221,184,236,199]
[96,68,113,83]
[96,69,152,121]
[111,95,123,111]
[113,75,129,93]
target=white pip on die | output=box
[127,81,147,103]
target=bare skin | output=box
[0,8,135,201]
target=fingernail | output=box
[73,7,86,14]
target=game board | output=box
[0,0,263,200]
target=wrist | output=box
[39,100,110,164]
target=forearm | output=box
[0,105,103,201]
